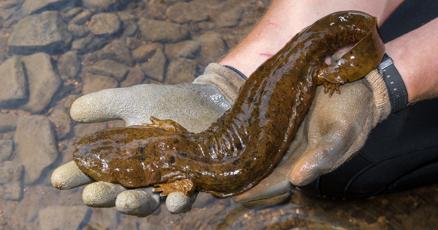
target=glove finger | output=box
[70,87,137,123]
[115,188,160,217]
[289,120,356,186]
[165,192,196,213]
[82,181,126,207]
[51,161,92,190]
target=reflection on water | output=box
[0,0,437,229]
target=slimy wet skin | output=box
[73,11,384,198]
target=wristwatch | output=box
[378,54,409,113]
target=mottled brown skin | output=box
[74,11,384,198]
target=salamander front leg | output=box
[153,179,195,197]
[145,116,188,133]
[322,81,341,96]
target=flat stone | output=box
[140,48,166,82]
[0,180,23,201]
[62,7,83,20]
[0,57,27,107]
[82,0,121,12]
[21,53,61,113]
[198,32,226,65]
[213,7,242,27]
[0,140,13,161]
[132,43,161,62]
[0,161,23,201]
[0,113,17,132]
[23,0,74,14]
[164,40,200,59]
[38,205,91,230]
[145,0,167,20]
[138,18,189,42]
[67,22,89,38]
[93,39,134,65]
[82,73,118,94]
[121,66,144,87]
[88,13,121,36]
[58,51,81,80]
[166,58,197,84]
[8,11,72,55]
[71,34,107,54]
[87,59,129,81]
[14,115,59,184]
[166,2,208,23]
[48,106,71,139]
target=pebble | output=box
[88,13,121,36]
[213,7,242,27]
[0,161,23,201]
[82,0,121,12]
[0,140,13,162]
[21,53,61,113]
[22,0,73,14]
[140,48,167,82]
[70,9,92,25]
[166,58,197,84]
[81,73,119,94]
[166,192,192,213]
[0,57,27,107]
[38,206,91,230]
[198,32,226,65]
[166,2,208,23]
[48,106,72,139]
[87,59,129,81]
[58,51,81,80]
[121,66,145,87]
[164,40,200,59]
[14,115,59,184]
[115,189,160,216]
[138,18,189,42]
[8,11,72,55]
[0,113,18,132]
[132,43,161,62]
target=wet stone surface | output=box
[0,0,436,229]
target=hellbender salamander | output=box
[73,11,384,197]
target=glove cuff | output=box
[365,70,391,125]
[193,63,246,102]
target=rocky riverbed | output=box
[0,0,437,229]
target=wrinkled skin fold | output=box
[74,11,384,198]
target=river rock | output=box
[166,58,197,84]
[0,140,13,162]
[8,11,72,54]
[132,43,161,62]
[88,13,121,36]
[164,40,200,59]
[67,22,89,38]
[198,32,226,64]
[166,2,208,23]
[38,205,91,230]
[70,9,92,25]
[82,73,118,94]
[62,7,82,20]
[0,161,23,201]
[93,39,134,65]
[0,113,17,132]
[140,48,166,82]
[213,7,242,27]
[72,34,107,54]
[14,115,59,184]
[23,0,74,14]
[138,18,188,42]
[21,53,61,113]
[0,57,27,107]
[58,51,81,80]
[87,59,129,81]
[48,106,71,139]
[121,66,144,87]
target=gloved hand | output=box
[234,70,391,206]
[51,63,245,216]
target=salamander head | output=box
[73,126,187,188]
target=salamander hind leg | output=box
[146,116,188,133]
[153,179,195,197]
[322,81,341,96]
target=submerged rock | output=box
[0,140,13,162]
[87,59,129,81]
[198,32,226,65]
[166,2,209,23]
[140,48,166,82]
[38,205,91,230]
[132,43,161,62]
[164,40,200,59]
[82,73,118,94]
[82,0,122,12]
[58,51,81,80]
[166,58,197,84]
[22,0,75,14]
[0,113,18,132]
[121,66,145,87]
[8,11,72,54]
[0,161,23,201]
[138,18,189,42]
[21,53,61,113]
[88,13,121,36]
[0,57,27,108]
[14,115,59,184]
